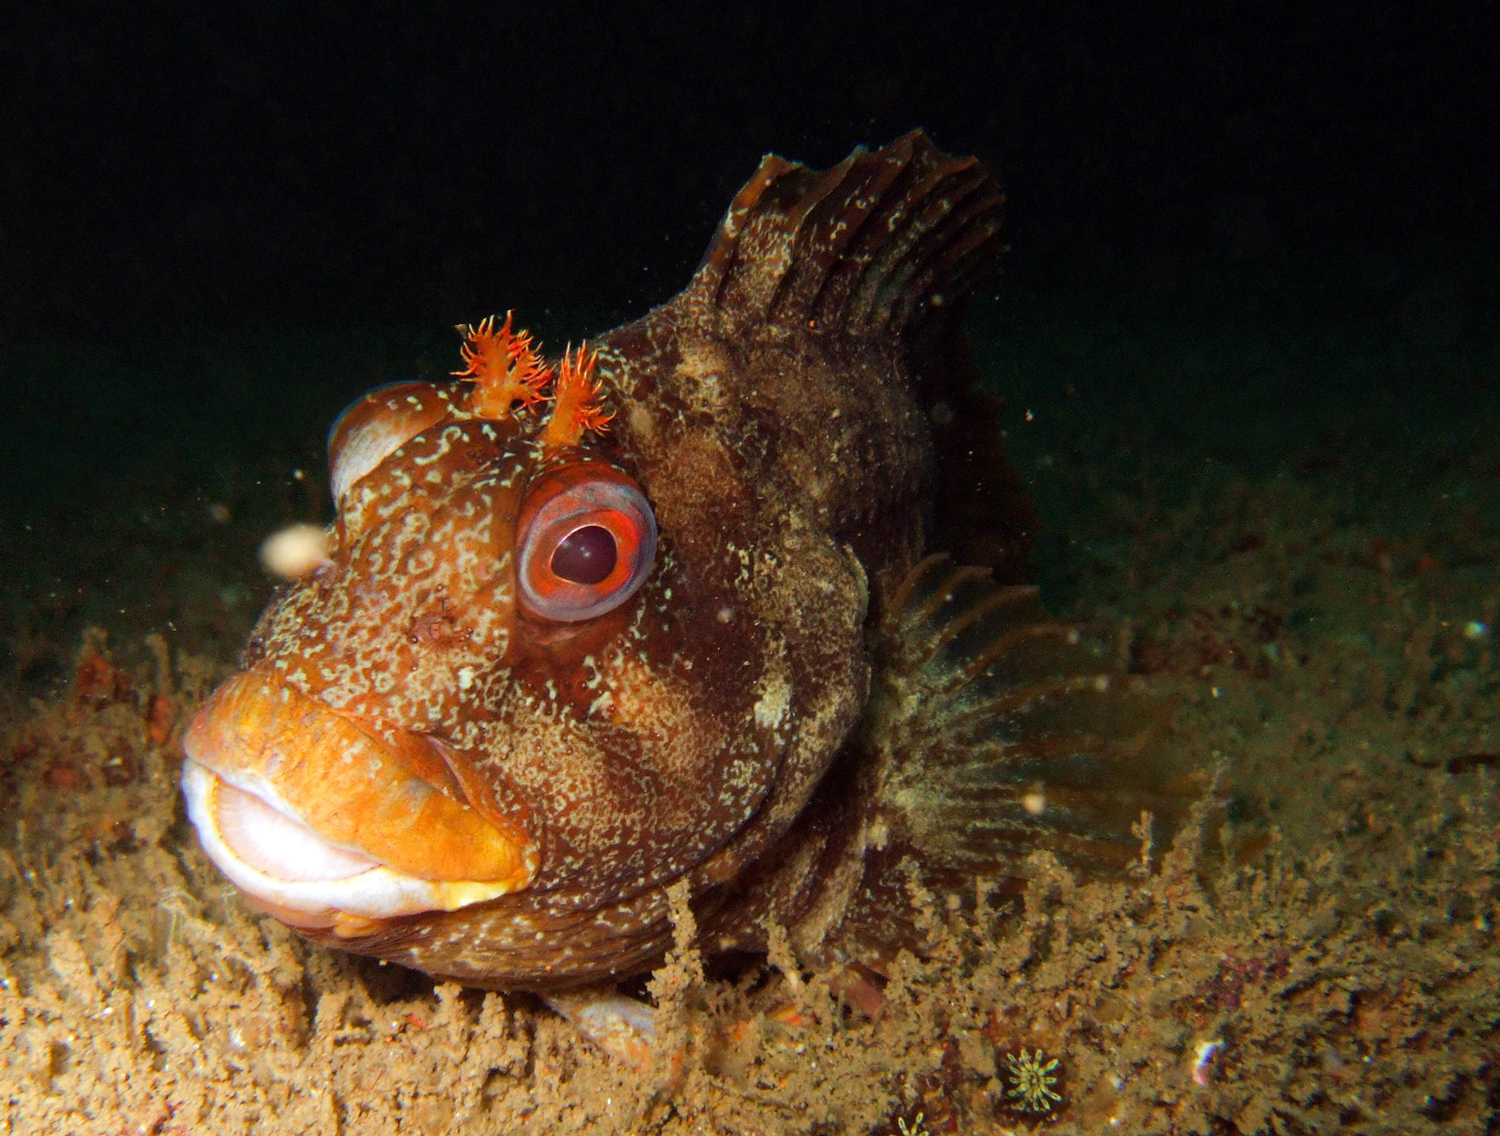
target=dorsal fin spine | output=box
[682,130,1004,346]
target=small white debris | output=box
[1192,1038,1223,1085]
[260,523,331,579]
[1021,785,1047,815]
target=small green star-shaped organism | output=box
[1005,1048,1063,1113]
[896,1111,928,1136]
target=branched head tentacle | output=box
[541,342,612,448]
[454,312,554,420]
[452,317,613,447]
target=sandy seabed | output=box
[3,283,1497,1134]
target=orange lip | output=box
[183,669,535,888]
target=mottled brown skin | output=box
[222,133,1012,988]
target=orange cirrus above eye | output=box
[516,464,657,622]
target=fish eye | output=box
[516,467,656,621]
[550,525,617,585]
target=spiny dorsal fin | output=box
[682,130,1005,343]
[678,132,1031,580]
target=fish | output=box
[181,131,1204,1046]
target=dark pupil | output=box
[550,525,618,586]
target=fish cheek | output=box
[484,603,783,898]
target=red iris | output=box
[516,462,656,621]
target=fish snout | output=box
[181,670,536,931]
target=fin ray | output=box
[846,555,1207,951]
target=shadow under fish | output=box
[180,131,1208,1065]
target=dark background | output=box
[4,2,1494,341]
[0,1,1497,693]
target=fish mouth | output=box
[181,670,536,935]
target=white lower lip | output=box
[212,772,380,881]
[181,759,512,921]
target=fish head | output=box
[181,317,807,948]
